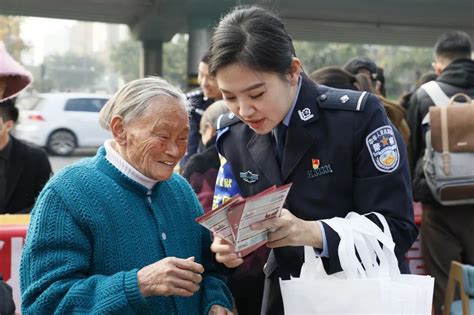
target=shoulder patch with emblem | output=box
[366,125,400,173]
[217,112,241,130]
[318,88,370,112]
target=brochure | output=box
[196,183,292,257]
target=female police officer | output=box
[209,6,418,315]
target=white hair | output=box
[99,76,188,130]
[200,100,229,130]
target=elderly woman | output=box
[19,77,233,314]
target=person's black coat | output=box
[182,136,220,212]
[0,275,15,315]
[1,136,52,214]
[406,59,474,203]
[180,89,215,169]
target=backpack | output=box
[421,81,474,205]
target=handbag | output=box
[279,212,434,314]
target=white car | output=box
[13,93,111,156]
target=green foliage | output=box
[110,40,141,82]
[41,53,105,92]
[294,41,369,72]
[0,16,28,61]
[162,34,188,90]
[109,35,188,89]
[294,40,433,100]
[379,46,432,99]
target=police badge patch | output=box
[239,171,259,184]
[366,125,400,173]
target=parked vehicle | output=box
[13,93,111,156]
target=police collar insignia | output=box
[340,95,349,103]
[366,125,400,173]
[298,108,314,121]
[239,170,259,183]
[307,159,333,179]
[228,112,235,119]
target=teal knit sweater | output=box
[20,147,232,314]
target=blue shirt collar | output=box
[282,76,303,127]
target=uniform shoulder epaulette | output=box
[318,88,371,112]
[217,112,241,130]
[215,112,241,154]
[185,89,203,99]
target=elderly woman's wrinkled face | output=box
[123,98,189,181]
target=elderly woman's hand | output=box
[209,304,234,315]
[137,256,204,297]
[210,235,243,268]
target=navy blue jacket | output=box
[215,77,417,303]
[180,89,215,169]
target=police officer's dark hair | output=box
[200,51,211,64]
[209,5,295,77]
[434,30,472,61]
[0,98,19,123]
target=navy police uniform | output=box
[215,76,418,315]
[180,89,215,169]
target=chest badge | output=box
[307,159,333,179]
[312,159,320,169]
[239,171,259,184]
[298,108,314,121]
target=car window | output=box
[64,98,107,112]
[16,96,44,110]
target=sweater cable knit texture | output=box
[20,147,232,314]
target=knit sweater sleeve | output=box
[20,186,147,314]
[187,188,233,313]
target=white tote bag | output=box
[279,212,434,314]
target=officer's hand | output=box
[251,208,323,249]
[209,304,234,315]
[137,256,203,297]
[210,235,244,268]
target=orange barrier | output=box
[0,214,30,311]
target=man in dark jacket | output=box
[0,100,52,214]
[406,30,474,315]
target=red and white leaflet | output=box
[226,200,245,241]
[195,198,241,243]
[234,183,292,253]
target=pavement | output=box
[49,148,97,174]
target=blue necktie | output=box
[274,123,287,164]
